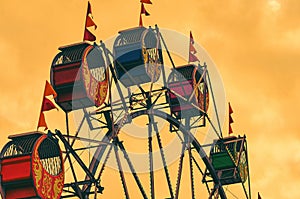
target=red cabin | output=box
[50,42,108,112]
[0,132,64,199]
[167,64,209,119]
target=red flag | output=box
[86,15,97,29]
[37,81,58,131]
[87,1,92,14]
[229,125,233,135]
[229,102,234,135]
[139,3,150,27]
[38,112,48,130]
[42,97,58,111]
[140,0,152,4]
[229,114,234,124]
[44,80,57,98]
[189,53,199,63]
[229,102,233,114]
[141,3,150,16]
[84,1,97,41]
[38,99,57,130]
[84,28,96,41]
[258,192,262,199]
[190,31,195,44]
[188,31,199,63]
[190,43,197,54]
[86,1,97,29]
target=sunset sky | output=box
[1,0,300,198]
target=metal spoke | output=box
[174,142,186,199]
[147,119,155,199]
[188,143,195,199]
[113,138,130,199]
[118,140,149,199]
[206,69,223,138]
[152,119,174,198]
[97,145,113,182]
[94,145,112,199]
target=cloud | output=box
[268,0,281,12]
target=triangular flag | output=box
[188,31,199,63]
[84,1,97,41]
[37,81,58,131]
[190,31,195,44]
[139,3,150,27]
[44,80,57,98]
[87,1,92,14]
[229,102,233,114]
[84,28,96,41]
[229,115,234,124]
[86,15,97,29]
[140,0,152,4]
[38,112,48,130]
[42,97,58,112]
[229,102,234,135]
[258,192,262,199]
[229,124,233,135]
[141,3,150,16]
[86,1,96,29]
[189,43,197,54]
[189,53,199,63]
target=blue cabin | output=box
[113,27,163,87]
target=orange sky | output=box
[1,0,300,198]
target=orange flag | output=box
[37,81,58,131]
[139,3,150,27]
[229,102,234,135]
[37,112,47,130]
[188,31,199,63]
[84,1,97,41]
[44,80,57,98]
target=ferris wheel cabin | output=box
[0,132,64,199]
[50,42,108,112]
[167,64,209,119]
[113,27,163,87]
[203,135,249,186]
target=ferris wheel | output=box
[0,26,251,199]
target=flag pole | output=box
[139,10,143,26]
[83,1,90,41]
[139,2,151,27]
[139,3,143,27]
[37,81,58,131]
[188,31,191,64]
[229,102,234,136]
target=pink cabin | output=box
[167,64,209,119]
